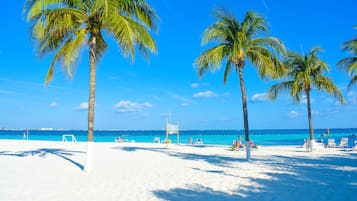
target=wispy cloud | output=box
[114,100,153,113]
[288,110,300,119]
[193,90,217,98]
[251,93,268,102]
[180,103,189,107]
[74,102,89,111]
[170,93,194,106]
[301,95,315,104]
[0,78,67,90]
[49,101,57,108]
[190,83,199,88]
[0,89,21,95]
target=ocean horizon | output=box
[1,128,356,147]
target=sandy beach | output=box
[0,140,356,201]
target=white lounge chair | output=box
[153,137,160,143]
[352,140,357,151]
[338,137,348,149]
[327,139,336,148]
[305,139,325,152]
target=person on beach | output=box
[23,130,28,140]
[188,137,192,144]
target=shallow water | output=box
[1,128,356,146]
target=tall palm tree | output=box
[268,47,345,142]
[338,26,357,90]
[195,9,286,160]
[24,0,157,171]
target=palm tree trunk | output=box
[85,34,97,172]
[306,89,314,140]
[237,65,250,160]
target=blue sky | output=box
[0,0,356,130]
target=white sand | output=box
[0,140,356,201]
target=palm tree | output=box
[195,9,286,160]
[24,0,157,171]
[268,47,345,142]
[338,26,357,90]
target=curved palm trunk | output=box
[85,35,97,172]
[237,65,250,160]
[306,89,314,141]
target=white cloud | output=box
[193,90,217,98]
[251,93,268,102]
[171,94,194,104]
[301,95,315,104]
[347,91,356,97]
[49,101,57,108]
[74,102,89,111]
[288,110,300,118]
[180,103,189,107]
[0,89,20,95]
[114,100,153,113]
[191,83,199,88]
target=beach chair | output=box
[195,138,203,144]
[352,140,357,151]
[305,139,324,152]
[338,137,348,149]
[327,139,336,148]
[153,137,160,144]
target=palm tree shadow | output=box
[153,184,239,201]
[0,148,85,170]
[153,154,357,201]
[114,145,246,168]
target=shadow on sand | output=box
[113,145,246,168]
[151,153,357,201]
[0,148,85,170]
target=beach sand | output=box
[0,140,356,201]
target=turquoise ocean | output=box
[1,128,357,147]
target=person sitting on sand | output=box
[232,140,244,151]
[249,140,259,149]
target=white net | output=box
[167,123,179,134]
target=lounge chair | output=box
[352,140,357,151]
[304,139,324,151]
[195,138,203,144]
[338,137,348,149]
[327,139,336,148]
[153,137,161,143]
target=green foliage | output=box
[24,0,158,85]
[195,9,287,83]
[268,47,345,104]
[338,26,357,90]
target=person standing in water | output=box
[23,129,29,140]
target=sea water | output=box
[1,129,356,147]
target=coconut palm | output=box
[24,0,157,171]
[268,47,345,141]
[338,26,357,90]
[195,9,286,160]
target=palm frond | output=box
[195,45,230,77]
[314,76,346,104]
[223,58,233,84]
[267,81,294,100]
[251,37,287,56]
[348,75,357,91]
[242,11,267,37]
